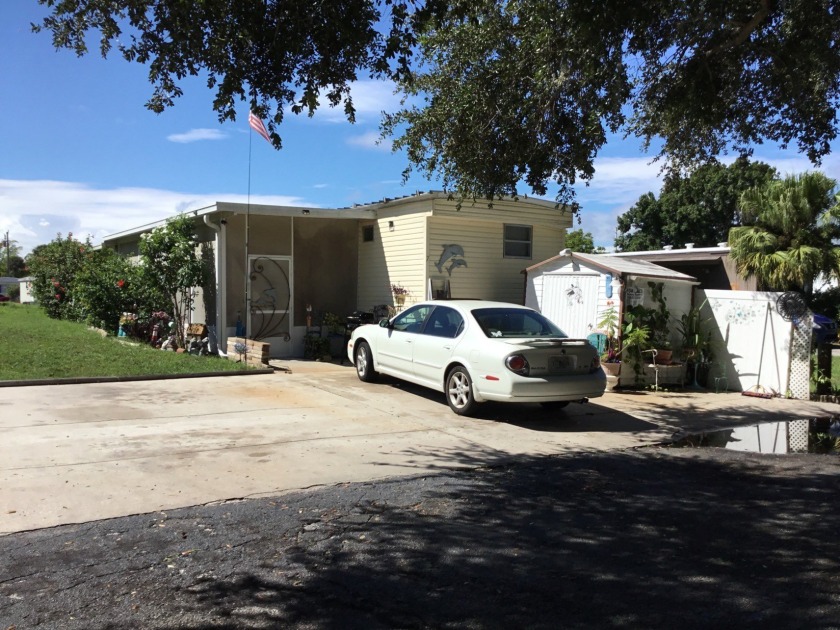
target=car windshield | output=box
[471,307,568,339]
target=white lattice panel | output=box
[788,313,812,400]
[788,419,810,453]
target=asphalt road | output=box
[2,446,840,629]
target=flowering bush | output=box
[26,232,89,320]
[391,283,410,296]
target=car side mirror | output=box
[379,318,392,328]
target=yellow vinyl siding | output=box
[357,205,429,311]
[428,217,565,304]
[357,195,569,310]
[431,197,574,230]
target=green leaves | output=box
[34,0,409,147]
[33,0,840,206]
[24,233,167,331]
[386,0,629,205]
[565,229,599,254]
[728,171,840,298]
[615,157,777,251]
[139,213,204,345]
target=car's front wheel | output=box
[355,341,377,382]
[446,366,478,415]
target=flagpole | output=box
[246,117,252,347]
[244,109,272,361]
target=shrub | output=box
[73,249,167,333]
[25,233,91,321]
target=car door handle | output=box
[443,345,452,350]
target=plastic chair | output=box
[587,333,608,355]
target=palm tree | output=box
[729,172,840,299]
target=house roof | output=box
[611,244,730,262]
[526,250,698,283]
[100,201,374,243]
[100,191,571,245]
[336,190,568,213]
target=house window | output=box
[504,224,532,258]
[362,225,374,242]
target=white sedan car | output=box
[347,300,606,415]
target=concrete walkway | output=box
[2,361,838,535]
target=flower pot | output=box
[602,362,621,377]
[654,349,673,365]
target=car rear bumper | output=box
[473,371,607,403]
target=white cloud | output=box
[167,128,228,143]
[287,79,404,124]
[578,156,664,205]
[346,131,392,152]
[0,179,315,256]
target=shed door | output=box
[541,274,599,339]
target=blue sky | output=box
[2,1,837,257]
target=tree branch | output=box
[705,0,772,56]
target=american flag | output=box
[248,111,272,144]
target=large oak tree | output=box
[34,0,840,204]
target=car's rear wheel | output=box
[540,401,570,413]
[355,341,377,382]
[446,366,477,415]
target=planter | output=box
[602,362,621,377]
[653,349,673,364]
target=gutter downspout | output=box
[204,214,227,356]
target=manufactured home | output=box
[101,191,573,358]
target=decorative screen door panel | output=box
[247,255,292,341]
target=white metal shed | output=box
[524,250,698,344]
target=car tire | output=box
[355,341,377,382]
[540,401,570,413]
[446,366,478,415]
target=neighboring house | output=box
[0,276,20,300]
[609,244,757,291]
[101,191,572,358]
[18,276,35,304]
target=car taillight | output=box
[505,354,530,375]
[590,355,601,373]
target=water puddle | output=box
[670,417,840,454]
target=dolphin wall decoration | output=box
[435,244,465,273]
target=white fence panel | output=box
[700,290,811,398]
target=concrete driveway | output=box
[2,361,837,535]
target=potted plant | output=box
[676,300,713,385]
[643,282,673,364]
[322,312,347,358]
[596,305,621,376]
[391,283,409,308]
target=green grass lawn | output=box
[833,355,840,391]
[0,303,255,381]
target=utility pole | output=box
[3,231,8,276]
